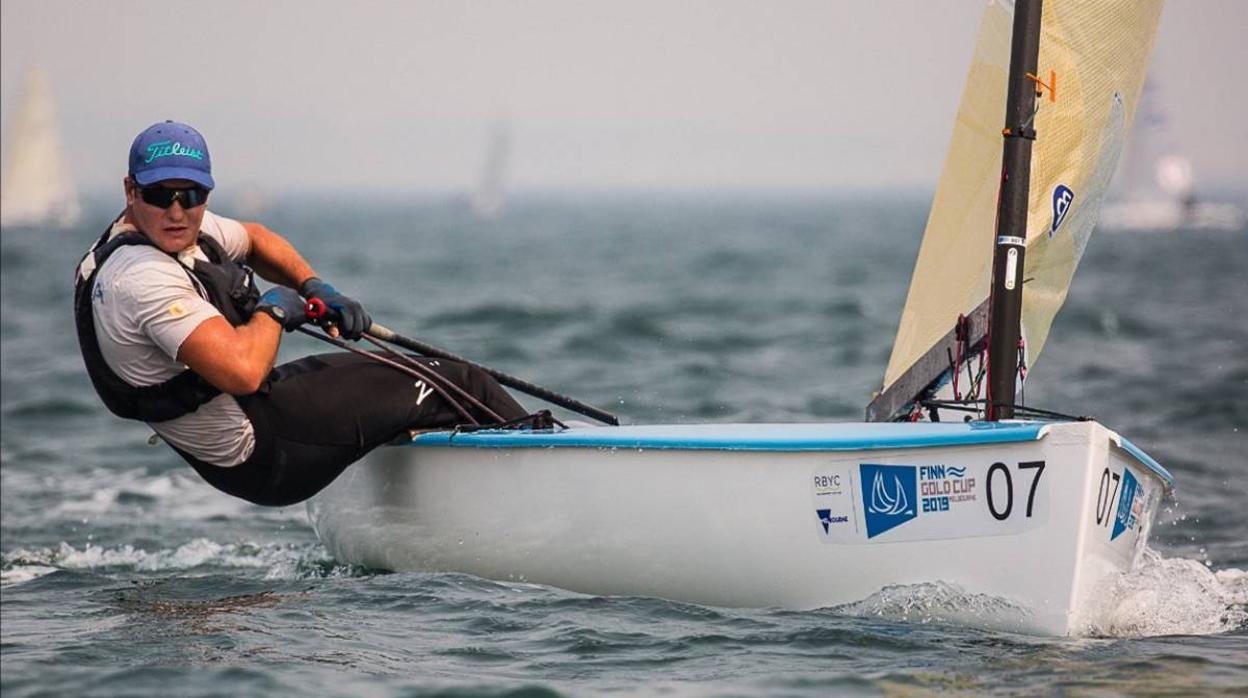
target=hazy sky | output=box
[2,0,1246,197]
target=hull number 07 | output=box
[986,460,1046,521]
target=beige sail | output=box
[882,0,1163,393]
[472,117,510,219]
[0,67,81,229]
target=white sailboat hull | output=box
[308,420,1169,636]
[1099,199,1246,232]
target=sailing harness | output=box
[74,222,559,433]
[73,223,260,422]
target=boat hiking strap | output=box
[919,399,1090,423]
[450,409,566,435]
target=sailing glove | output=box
[300,277,372,340]
[255,287,309,332]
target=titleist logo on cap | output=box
[143,140,205,164]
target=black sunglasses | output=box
[137,184,210,209]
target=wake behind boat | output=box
[309,0,1172,636]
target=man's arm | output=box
[177,313,283,395]
[171,222,310,395]
[242,222,317,289]
[240,221,372,341]
[167,222,321,395]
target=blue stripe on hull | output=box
[407,421,1172,487]
[1116,436,1174,485]
[410,421,1046,452]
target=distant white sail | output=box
[471,118,510,219]
[883,0,1163,394]
[1100,79,1245,231]
[1,68,81,229]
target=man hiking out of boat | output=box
[74,121,528,506]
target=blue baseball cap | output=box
[128,120,214,190]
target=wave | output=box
[428,303,589,330]
[4,396,99,418]
[1079,547,1247,637]
[828,547,1245,638]
[43,467,306,524]
[0,538,369,587]
[832,581,1034,633]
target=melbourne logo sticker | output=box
[859,464,917,538]
[811,470,854,539]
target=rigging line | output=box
[295,327,480,425]
[1015,71,1051,134]
[1013,405,1090,421]
[919,399,1089,423]
[359,333,506,424]
[976,348,987,399]
[452,409,567,436]
[1019,97,1042,132]
[366,338,505,423]
[1016,338,1028,407]
[947,348,956,391]
[952,315,965,401]
[964,344,975,400]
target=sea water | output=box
[3,193,1245,696]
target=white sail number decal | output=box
[1094,467,1122,527]
[985,460,1046,521]
[811,456,1048,545]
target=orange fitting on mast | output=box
[1027,70,1057,102]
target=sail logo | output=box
[1111,468,1140,540]
[1050,184,1075,236]
[859,464,917,538]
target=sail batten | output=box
[877,0,1162,411]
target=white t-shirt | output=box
[89,211,257,466]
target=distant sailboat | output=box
[470,118,510,219]
[1,68,82,229]
[1100,79,1245,231]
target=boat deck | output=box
[406,421,1171,485]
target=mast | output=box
[986,0,1044,421]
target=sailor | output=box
[74,121,527,506]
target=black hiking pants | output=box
[172,352,527,506]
